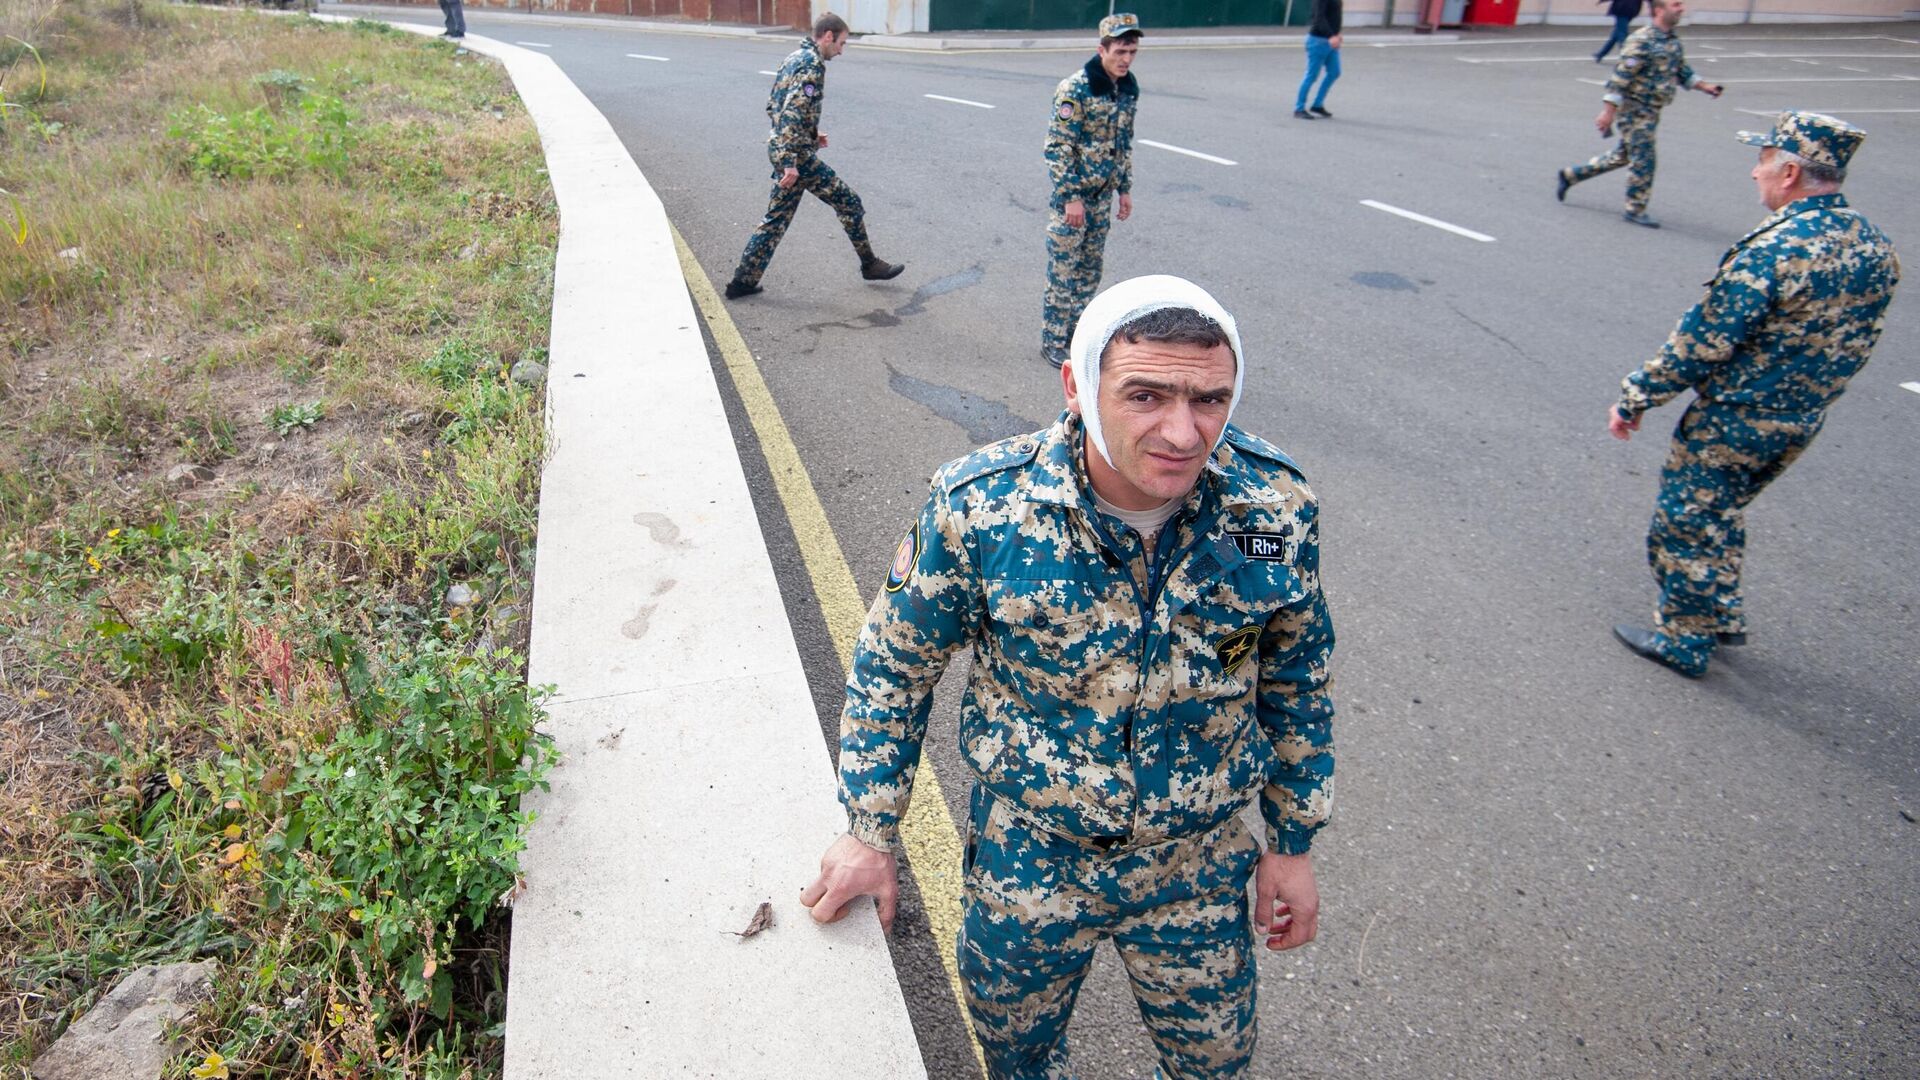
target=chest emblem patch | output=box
[1216,625,1261,676]
[885,522,919,593]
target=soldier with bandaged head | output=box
[802,275,1336,1078]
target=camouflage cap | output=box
[1098,12,1143,39]
[1736,111,1864,173]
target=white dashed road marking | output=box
[1138,139,1236,166]
[517,41,552,49]
[1738,107,1920,115]
[1360,200,1496,243]
[1902,382,1920,396]
[1477,52,1920,63]
[1839,65,1870,72]
[1712,75,1920,82]
[759,69,777,75]
[924,93,995,109]
[1585,75,1916,85]
[628,54,670,62]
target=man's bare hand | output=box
[1116,193,1132,222]
[1608,405,1641,441]
[800,833,898,934]
[1698,82,1723,98]
[778,166,800,191]
[1064,199,1086,229]
[1253,851,1319,951]
[1595,104,1617,138]
[1329,33,1343,49]
[817,132,829,148]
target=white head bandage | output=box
[1068,275,1244,471]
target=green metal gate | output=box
[930,1,1313,32]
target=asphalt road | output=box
[340,7,1919,1076]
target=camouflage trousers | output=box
[958,787,1261,1080]
[731,153,874,287]
[1042,190,1115,355]
[1567,99,1660,214]
[1647,401,1820,665]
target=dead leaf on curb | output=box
[728,901,773,941]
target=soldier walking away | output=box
[1040,14,1142,369]
[1555,0,1722,228]
[802,275,1335,1079]
[1293,0,1343,120]
[723,13,904,300]
[1593,0,1644,63]
[1607,112,1900,678]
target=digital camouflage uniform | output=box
[1617,178,1899,672]
[1042,60,1138,359]
[840,413,1335,1078]
[729,38,876,288]
[1564,25,1698,215]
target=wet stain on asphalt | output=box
[1210,194,1251,210]
[1352,271,1420,292]
[886,365,1043,445]
[896,265,985,318]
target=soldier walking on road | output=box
[802,275,1336,1078]
[1040,14,1142,368]
[1608,112,1900,678]
[1555,0,1722,228]
[723,13,903,300]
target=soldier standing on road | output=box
[801,275,1335,1078]
[723,13,904,300]
[1040,14,1142,369]
[1555,0,1722,228]
[1608,112,1899,678]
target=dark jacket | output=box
[1309,0,1343,39]
[1604,0,1644,18]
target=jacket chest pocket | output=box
[985,578,1104,700]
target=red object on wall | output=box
[1463,0,1521,25]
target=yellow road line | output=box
[673,227,983,1077]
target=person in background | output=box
[1607,112,1899,678]
[1595,0,1645,63]
[1294,0,1343,120]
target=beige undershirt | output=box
[1094,490,1180,559]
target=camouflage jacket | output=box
[766,39,826,170]
[839,414,1335,857]
[1603,25,1696,109]
[1618,193,1901,420]
[1045,57,1138,210]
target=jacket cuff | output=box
[847,812,903,855]
[1266,823,1318,856]
[1602,92,1625,106]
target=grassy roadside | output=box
[0,3,558,1076]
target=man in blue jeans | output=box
[1595,0,1644,62]
[1294,0,1342,120]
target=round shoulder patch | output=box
[885,522,919,593]
[1058,102,1075,119]
[803,82,818,96]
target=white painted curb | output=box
[311,15,926,1077]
